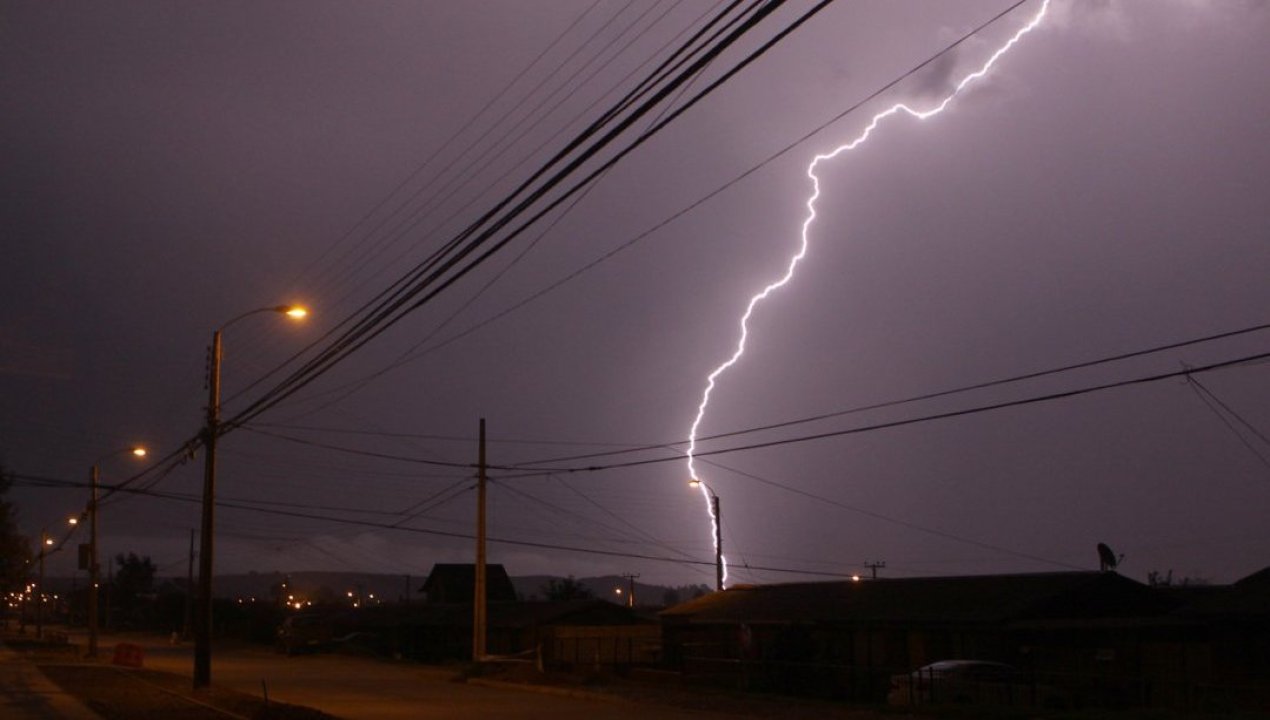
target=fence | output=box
[549,625,661,669]
[681,654,1270,712]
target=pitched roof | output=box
[661,572,1169,626]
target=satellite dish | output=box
[1097,542,1122,572]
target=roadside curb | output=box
[466,677,632,705]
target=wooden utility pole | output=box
[473,418,487,661]
[865,561,886,579]
[712,495,723,592]
[36,531,47,639]
[183,529,195,639]
[194,328,221,688]
[620,573,639,608]
[88,465,100,657]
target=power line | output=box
[1183,373,1270,479]
[695,456,1084,570]
[11,471,862,579]
[494,348,1270,477]
[260,14,731,423]
[223,0,828,433]
[513,321,1270,467]
[212,1,768,423]
[246,325,1270,483]
[329,0,1043,385]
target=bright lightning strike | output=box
[684,0,1051,589]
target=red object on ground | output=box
[112,642,145,668]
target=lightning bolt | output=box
[685,0,1051,588]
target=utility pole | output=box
[712,495,723,592]
[192,304,303,689]
[183,529,194,640]
[105,557,113,631]
[404,574,411,606]
[88,465,100,657]
[195,328,221,688]
[36,530,47,639]
[619,573,639,608]
[865,561,886,579]
[472,418,487,662]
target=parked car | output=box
[888,659,1068,708]
[276,612,337,655]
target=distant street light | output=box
[689,479,724,592]
[195,304,307,690]
[35,530,52,639]
[87,446,147,657]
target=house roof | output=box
[660,571,1172,627]
[1235,566,1270,590]
[1161,567,1270,619]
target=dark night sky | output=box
[3,1,1268,588]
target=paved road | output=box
[54,628,734,720]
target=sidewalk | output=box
[0,638,102,720]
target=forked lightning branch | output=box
[684,0,1052,587]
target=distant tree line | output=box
[0,461,33,593]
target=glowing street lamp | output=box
[87,446,147,657]
[35,515,85,639]
[195,303,307,689]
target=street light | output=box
[35,532,54,639]
[87,446,147,657]
[689,479,724,592]
[32,521,75,637]
[195,303,307,689]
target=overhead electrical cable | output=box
[12,471,863,578]
[392,479,476,527]
[221,0,829,434]
[251,321,1270,473]
[1183,373,1270,478]
[695,456,1084,570]
[263,22,728,422]
[269,0,608,328]
[224,0,693,407]
[513,321,1270,467]
[491,349,1270,477]
[238,426,494,470]
[322,0,1041,380]
[301,0,658,315]
[190,0,756,434]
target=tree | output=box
[113,552,157,614]
[0,461,32,593]
[541,575,593,601]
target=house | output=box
[419,563,517,604]
[1143,568,1270,709]
[398,599,655,665]
[660,571,1180,703]
[404,564,655,665]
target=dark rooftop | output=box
[661,571,1175,626]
